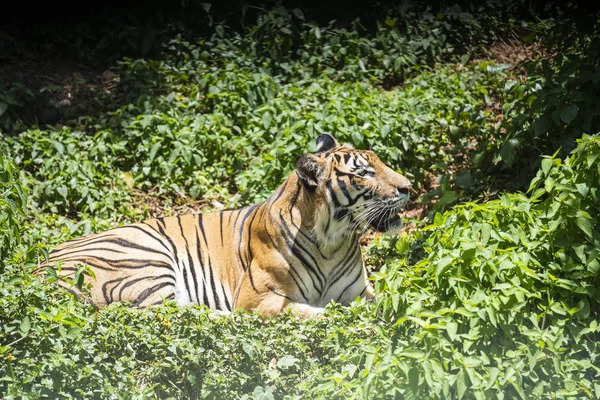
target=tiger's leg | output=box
[362,283,376,301]
[255,293,325,319]
[234,275,324,319]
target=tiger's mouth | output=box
[369,211,402,232]
[368,196,409,233]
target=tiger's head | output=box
[295,134,411,247]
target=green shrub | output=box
[0,154,25,273]
[493,14,600,189]
[350,134,600,398]
[0,154,25,270]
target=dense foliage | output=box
[0,154,25,270]
[1,1,599,398]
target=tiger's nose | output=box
[396,186,410,197]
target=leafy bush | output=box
[355,134,600,398]
[490,13,600,189]
[0,154,25,270]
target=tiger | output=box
[38,134,411,318]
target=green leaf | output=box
[541,158,553,177]
[262,112,272,130]
[500,139,519,166]
[381,124,390,139]
[532,117,552,136]
[252,386,275,400]
[148,143,161,163]
[456,368,468,400]
[576,211,593,238]
[291,8,304,20]
[446,321,458,341]
[57,185,68,198]
[435,257,454,284]
[277,356,298,369]
[67,326,82,339]
[408,367,420,394]
[559,104,578,125]
[575,183,589,197]
[53,141,65,155]
[20,316,31,334]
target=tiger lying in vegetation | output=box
[40,134,411,317]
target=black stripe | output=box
[335,208,350,220]
[333,167,353,178]
[327,180,342,207]
[272,179,289,204]
[154,219,188,302]
[329,243,359,283]
[174,217,192,301]
[221,282,231,311]
[134,282,174,306]
[358,285,368,297]
[278,212,324,292]
[178,217,201,304]
[102,277,124,303]
[196,215,210,306]
[285,193,327,260]
[244,204,262,294]
[207,255,221,309]
[54,232,118,248]
[53,247,127,258]
[267,285,295,302]
[198,214,225,310]
[57,256,174,271]
[131,224,175,256]
[336,269,363,303]
[149,292,176,306]
[265,228,310,302]
[337,177,361,206]
[289,181,302,210]
[199,214,221,309]
[237,205,259,271]
[219,211,224,247]
[57,236,174,260]
[349,176,361,190]
[119,274,175,301]
[330,245,360,285]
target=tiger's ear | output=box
[296,153,326,187]
[316,134,339,152]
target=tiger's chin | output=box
[369,212,403,235]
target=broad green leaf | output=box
[20,316,31,334]
[541,158,553,177]
[532,116,552,136]
[576,211,593,238]
[559,104,578,125]
[277,356,298,369]
[57,185,68,198]
[446,321,458,341]
[435,257,454,284]
[408,367,419,394]
[456,369,468,400]
[500,139,519,166]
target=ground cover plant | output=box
[1,0,599,398]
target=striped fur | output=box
[38,134,411,317]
